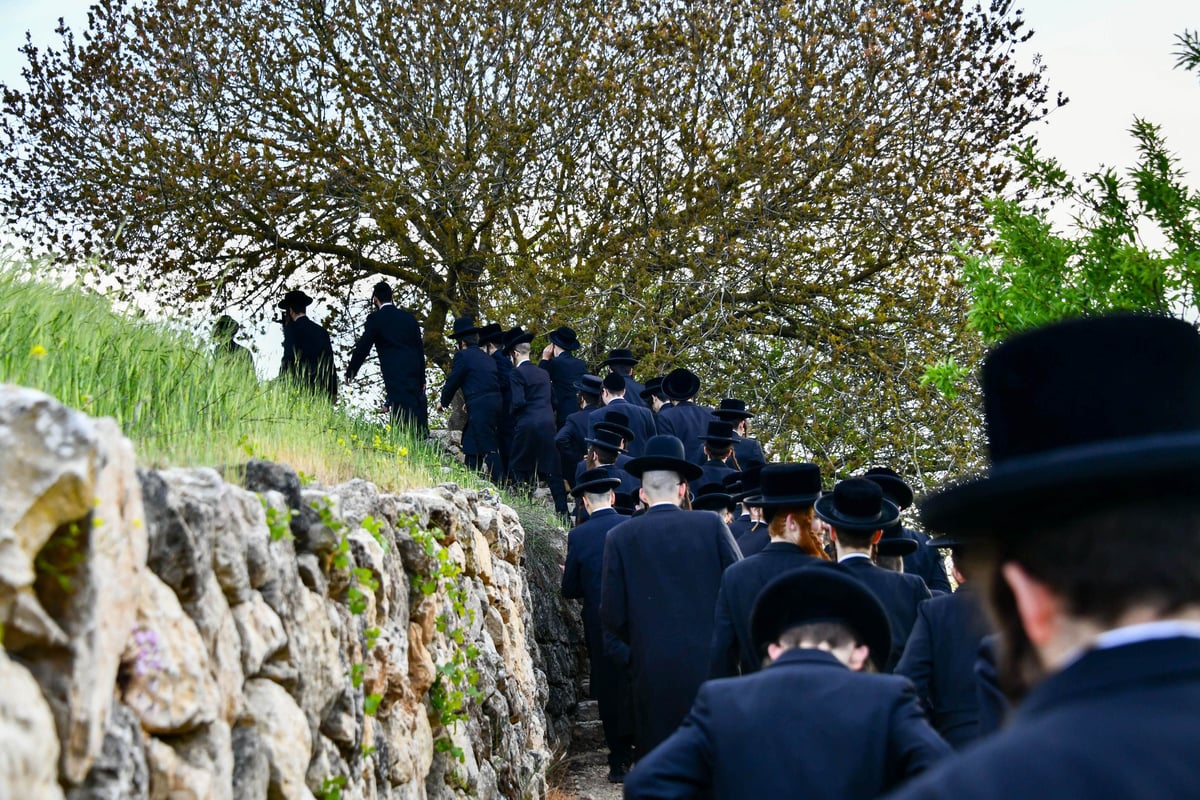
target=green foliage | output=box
[1176,30,1200,77]
[317,775,347,800]
[259,496,296,542]
[919,359,971,400]
[35,519,89,595]
[961,125,1200,345]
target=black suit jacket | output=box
[281,315,337,401]
[510,361,558,475]
[656,401,716,464]
[345,304,426,427]
[539,352,588,427]
[895,587,993,749]
[697,459,737,489]
[601,504,741,755]
[729,433,766,470]
[709,541,820,678]
[590,397,657,457]
[902,528,953,594]
[556,402,601,486]
[736,523,770,557]
[840,556,932,671]
[621,373,648,407]
[440,345,500,454]
[885,637,1200,800]
[626,648,950,800]
[563,508,630,684]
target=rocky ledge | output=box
[0,385,551,799]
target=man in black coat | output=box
[344,281,427,432]
[539,325,588,428]
[628,563,950,799]
[708,463,828,678]
[278,289,338,402]
[696,421,738,488]
[438,317,501,480]
[601,435,741,759]
[589,372,656,457]
[572,426,639,525]
[886,314,1200,800]
[484,324,520,476]
[863,467,953,594]
[562,469,635,782]
[712,398,767,470]
[640,375,669,413]
[819,479,931,671]
[895,537,993,749]
[555,373,603,488]
[655,368,715,464]
[509,338,569,516]
[600,348,647,408]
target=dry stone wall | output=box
[0,385,552,799]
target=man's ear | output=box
[766,642,787,662]
[1002,562,1061,648]
[846,644,871,672]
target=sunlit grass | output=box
[0,263,480,493]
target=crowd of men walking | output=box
[261,282,1200,798]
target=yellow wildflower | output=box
[30,344,47,358]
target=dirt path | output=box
[551,698,623,800]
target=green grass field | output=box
[0,263,474,493]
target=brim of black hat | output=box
[713,409,754,421]
[700,435,735,446]
[480,333,504,345]
[571,477,622,498]
[926,534,967,549]
[449,327,482,339]
[749,565,893,672]
[662,376,701,400]
[573,380,603,395]
[814,494,901,532]
[504,332,535,347]
[919,433,1200,536]
[624,454,704,481]
[550,334,581,351]
[741,490,821,508]
[876,538,919,557]
[584,436,627,454]
[693,492,736,512]
[592,422,636,442]
[601,357,639,367]
[865,474,914,510]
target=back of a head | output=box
[373,281,393,303]
[641,469,681,503]
[514,342,531,357]
[602,372,626,395]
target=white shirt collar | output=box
[1063,620,1200,668]
[837,553,872,563]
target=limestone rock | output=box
[231,723,269,800]
[243,459,302,511]
[232,591,287,677]
[121,571,219,735]
[68,701,149,800]
[0,648,63,800]
[245,678,315,800]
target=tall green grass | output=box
[0,265,476,492]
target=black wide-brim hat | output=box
[662,368,701,400]
[876,528,918,557]
[815,478,901,532]
[920,314,1200,536]
[750,563,893,672]
[699,420,736,446]
[574,374,604,396]
[572,468,623,498]
[478,323,505,346]
[725,465,764,503]
[601,348,639,367]
[743,463,822,508]
[613,492,638,515]
[584,428,628,454]
[278,289,314,310]
[863,467,914,510]
[713,398,754,421]
[449,315,480,339]
[640,376,666,401]
[594,409,635,443]
[549,326,582,351]
[624,434,704,481]
[693,483,736,512]
[501,326,534,349]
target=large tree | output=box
[1,0,1053,477]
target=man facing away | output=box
[589,371,657,457]
[437,316,501,480]
[601,435,742,759]
[344,280,427,433]
[627,562,950,799]
[509,338,569,517]
[539,325,588,428]
[886,314,1200,800]
[278,288,337,402]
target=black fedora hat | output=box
[278,289,314,310]
[815,478,900,533]
[594,409,635,443]
[478,323,504,346]
[501,325,534,350]
[876,526,918,557]
[573,374,604,397]
[920,314,1200,536]
[449,315,480,339]
[863,467,914,510]
[743,463,822,508]
[750,562,893,672]
[548,326,582,351]
[926,533,969,549]
[661,368,701,401]
[584,427,627,455]
[624,435,704,481]
[613,492,638,515]
[693,483,736,513]
[725,464,765,503]
[699,421,736,446]
[713,398,754,421]
[640,376,666,401]
[600,348,639,367]
[572,467,623,498]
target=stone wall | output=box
[0,385,551,799]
